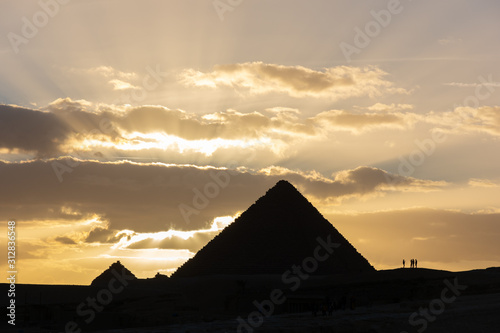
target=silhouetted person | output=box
[415,259,418,268]
[403,259,405,268]
[410,259,414,268]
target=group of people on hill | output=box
[402,259,418,268]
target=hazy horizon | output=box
[1,0,500,285]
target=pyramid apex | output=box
[266,179,300,196]
[273,179,295,188]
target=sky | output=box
[1,0,500,285]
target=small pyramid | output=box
[90,261,137,286]
[172,180,374,277]
[154,272,169,280]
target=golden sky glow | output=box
[1,1,500,284]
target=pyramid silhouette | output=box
[91,261,137,286]
[173,180,374,277]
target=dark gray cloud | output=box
[2,100,497,166]
[85,227,121,243]
[0,158,445,233]
[0,101,315,159]
[54,236,77,245]
[0,105,71,157]
[265,166,446,203]
[0,158,268,231]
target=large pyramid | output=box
[173,180,374,277]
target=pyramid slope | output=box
[173,180,374,277]
[91,261,137,286]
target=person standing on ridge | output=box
[403,259,405,268]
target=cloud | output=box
[2,99,498,165]
[0,99,123,157]
[313,110,411,133]
[313,166,446,202]
[59,66,144,98]
[0,104,71,157]
[116,106,281,140]
[1,99,317,159]
[443,75,500,89]
[54,236,77,245]
[62,66,140,97]
[108,79,140,91]
[425,106,500,136]
[310,104,422,134]
[468,178,499,188]
[333,166,444,191]
[0,159,445,233]
[113,216,236,251]
[67,65,137,80]
[252,165,446,203]
[180,62,409,100]
[365,103,414,112]
[438,37,463,45]
[85,226,123,243]
[444,82,500,88]
[45,97,96,114]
